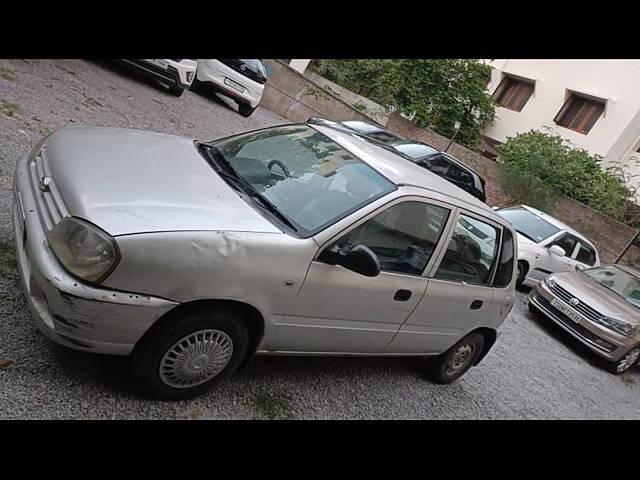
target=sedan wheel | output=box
[132,306,249,400]
[612,346,640,374]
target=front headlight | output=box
[47,217,119,284]
[595,316,637,337]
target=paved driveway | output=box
[0,59,639,419]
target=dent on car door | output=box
[386,210,502,354]
[270,200,453,353]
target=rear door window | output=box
[421,155,451,176]
[447,164,474,187]
[434,213,500,285]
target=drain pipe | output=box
[614,229,640,264]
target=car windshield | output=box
[496,207,560,243]
[584,266,640,309]
[393,143,439,159]
[206,125,396,236]
[239,59,265,75]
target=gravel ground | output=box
[0,59,639,419]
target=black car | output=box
[307,118,487,203]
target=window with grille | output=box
[493,76,534,112]
[554,93,605,135]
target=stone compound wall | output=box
[260,63,640,266]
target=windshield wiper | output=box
[202,145,298,233]
[515,230,536,242]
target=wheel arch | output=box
[470,327,498,366]
[133,299,266,367]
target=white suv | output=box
[120,59,197,97]
[194,59,267,117]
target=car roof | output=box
[516,205,594,245]
[309,123,502,222]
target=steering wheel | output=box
[267,159,291,178]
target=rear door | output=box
[385,209,504,353]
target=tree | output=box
[309,59,495,149]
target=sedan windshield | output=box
[584,265,640,309]
[496,207,560,243]
[206,125,396,236]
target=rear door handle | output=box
[470,299,483,310]
[394,289,412,302]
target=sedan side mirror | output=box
[320,245,381,277]
[549,245,566,257]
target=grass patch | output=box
[253,392,294,420]
[621,374,636,386]
[0,99,21,118]
[1,68,16,81]
[0,240,19,283]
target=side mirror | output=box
[321,245,381,277]
[549,245,566,257]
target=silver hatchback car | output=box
[13,120,517,399]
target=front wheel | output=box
[425,333,485,384]
[607,345,640,375]
[131,306,249,400]
[238,103,256,117]
[169,84,184,97]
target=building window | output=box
[493,75,534,112]
[554,93,605,135]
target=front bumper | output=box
[528,281,636,361]
[121,59,196,90]
[12,152,178,356]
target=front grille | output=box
[548,283,602,323]
[218,59,266,84]
[534,294,616,352]
[28,148,69,231]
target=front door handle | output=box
[470,299,483,310]
[394,289,412,302]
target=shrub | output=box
[498,130,633,221]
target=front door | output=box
[530,232,580,282]
[271,199,453,352]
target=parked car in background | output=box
[119,59,197,97]
[495,205,600,288]
[308,118,487,202]
[193,59,267,117]
[529,264,640,374]
[13,120,517,400]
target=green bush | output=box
[498,130,633,221]
[309,59,496,150]
[500,164,554,212]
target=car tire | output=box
[425,332,485,384]
[169,85,184,97]
[130,305,249,400]
[238,104,256,118]
[606,345,640,375]
[516,261,527,288]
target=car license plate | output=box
[224,77,245,93]
[551,298,582,323]
[144,59,168,69]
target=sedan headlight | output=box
[47,217,119,284]
[595,316,637,337]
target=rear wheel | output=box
[425,333,485,384]
[131,306,249,400]
[607,345,640,375]
[238,103,256,117]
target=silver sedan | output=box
[13,120,517,399]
